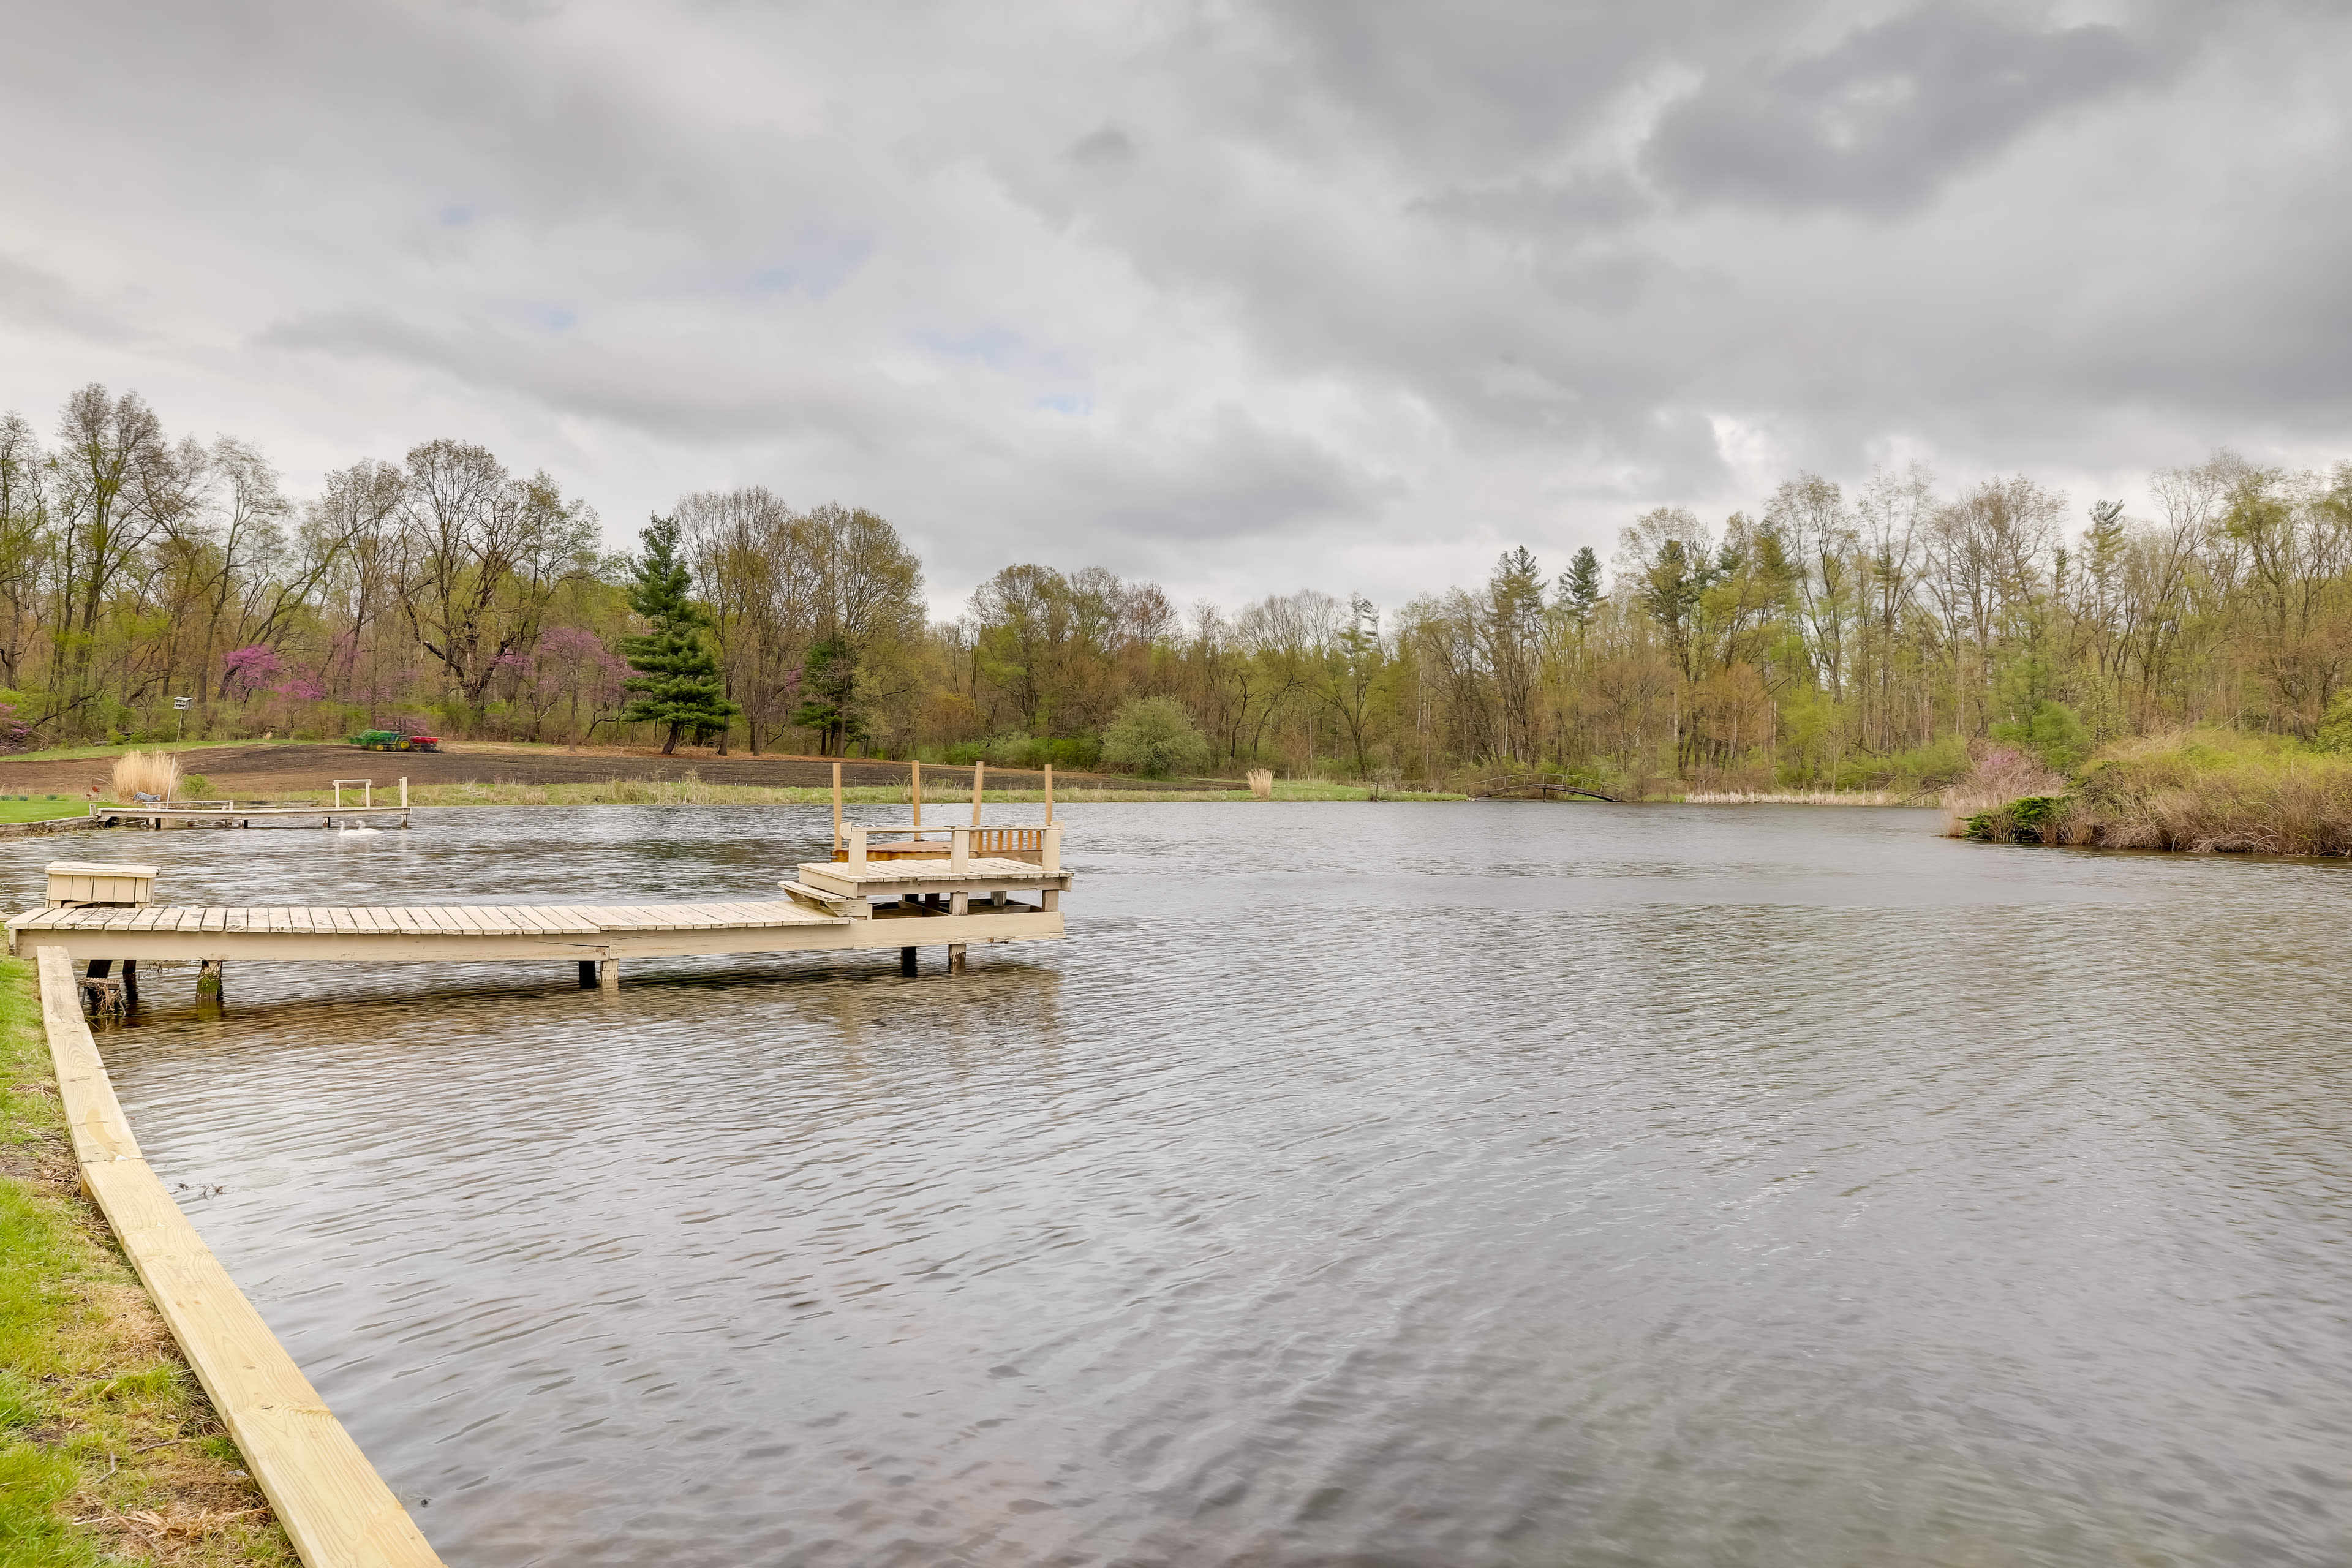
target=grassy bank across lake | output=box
[1962,730,2352,854]
[0,957,293,1566]
[250,778,1470,808]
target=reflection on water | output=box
[9,802,2351,1567]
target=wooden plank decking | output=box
[7,894,1060,966]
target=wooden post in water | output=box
[900,946,917,975]
[121,960,137,1002]
[578,960,598,989]
[948,943,966,974]
[912,758,922,828]
[972,760,985,826]
[1044,763,1054,825]
[195,959,222,1001]
[831,762,843,853]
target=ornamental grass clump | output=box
[108,748,181,802]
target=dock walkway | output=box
[7,829,1072,986]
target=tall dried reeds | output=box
[1955,729,2352,854]
[1246,768,1273,801]
[110,749,181,802]
[2068,731,2352,854]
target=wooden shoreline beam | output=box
[33,946,442,1568]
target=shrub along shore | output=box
[0,957,293,1565]
[1961,731,2352,855]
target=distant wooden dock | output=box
[90,777,416,831]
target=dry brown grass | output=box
[110,749,183,802]
[1246,768,1273,801]
[1951,729,2352,854]
[1684,790,1910,806]
[2068,730,2352,854]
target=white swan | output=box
[337,820,383,837]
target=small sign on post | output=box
[172,694,191,739]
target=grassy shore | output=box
[1961,730,2352,854]
[0,957,292,1566]
[0,740,315,767]
[237,778,1469,808]
[0,801,86,823]
[1679,789,1930,806]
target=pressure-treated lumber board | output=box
[37,954,141,1164]
[34,948,442,1568]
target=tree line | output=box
[4,382,2348,786]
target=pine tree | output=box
[1558,546,1604,629]
[791,635,864,757]
[617,514,741,755]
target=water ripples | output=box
[6,802,2347,1566]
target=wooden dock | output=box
[7,826,1071,987]
[90,803,416,829]
[89,777,416,830]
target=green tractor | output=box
[348,729,441,752]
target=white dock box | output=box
[45,861,159,908]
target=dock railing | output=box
[838,823,1058,870]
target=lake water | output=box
[12,802,2350,1566]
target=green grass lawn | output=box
[0,958,293,1564]
[0,739,301,766]
[0,799,86,823]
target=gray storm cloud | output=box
[0,0,2344,614]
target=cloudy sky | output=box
[2,1,2346,616]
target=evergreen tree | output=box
[1558,546,1604,628]
[617,514,741,755]
[791,635,864,756]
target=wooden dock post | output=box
[195,959,223,1000]
[900,946,917,975]
[577,960,597,989]
[911,758,922,828]
[950,825,970,872]
[972,760,985,825]
[597,951,619,992]
[847,824,868,870]
[831,762,843,854]
[1044,763,1054,824]
[948,943,965,973]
